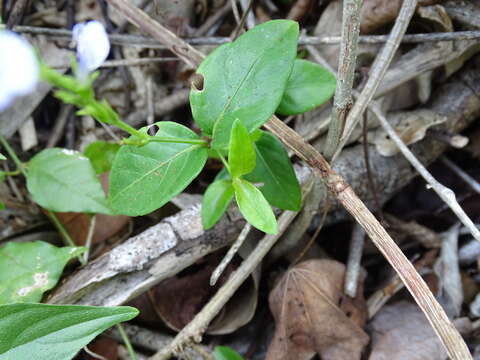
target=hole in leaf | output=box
[191,73,204,91]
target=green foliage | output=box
[245,131,301,210]
[277,59,336,115]
[84,141,120,174]
[0,202,4,210]
[228,120,256,178]
[26,148,112,214]
[0,303,138,360]
[202,179,234,229]
[0,171,5,183]
[213,346,244,360]
[233,178,277,234]
[109,122,208,216]
[190,20,299,150]
[0,241,85,304]
[0,153,6,160]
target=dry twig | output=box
[331,0,418,162]
[323,0,361,160]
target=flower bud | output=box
[72,21,110,80]
[0,31,39,111]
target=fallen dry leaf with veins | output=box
[266,259,369,360]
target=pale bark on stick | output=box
[323,0,361,160]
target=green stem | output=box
[216,151,231,174]
[0,135,26,176]
[117,323,137,360]
[48,210,86,265]
[112,119,149,140]
[3,170,21,176]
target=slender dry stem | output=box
[323,0,361,160]
[344,223,365,297]
[331,0,418,162]
[371,104,480,242]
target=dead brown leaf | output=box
[266,259,369,360]
[360,0,442,34]
[368,301,448,360]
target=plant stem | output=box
[0,135,26,176]
[216,151,231,173]
[48,210,87,265]
[323,0,362,160]
[83,215,96,264]
[117,323,138,360]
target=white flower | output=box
[0,31,39,111]
[72,20,110,80]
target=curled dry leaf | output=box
[360,0,442,34]
[369,301,448,360]
[266,259,369,360]
[370,109,446,157]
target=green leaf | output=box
[245,131,301,210]
[109,122,208,216]
[0,201,4,210]
[213,346,244,360]
[202,180,234,229]
[0,241,85,304]
[26,148,112,214]
[84,141,120,174]
[233,178,277,234]
[0,153,6,160]
[0,303,138,360]
[277,59,336,115]
[190,20,299,150]
[228,120,255,178]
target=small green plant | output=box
[0,19,335,359]
[2,19,335,234]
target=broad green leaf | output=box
[228,120,255,178]
[109,122,208,216]
[233,178,277,234]
[213,346,244,360]
[202,180,234,229]
[84,141,120,174]
[26,148,112,214]
[190,20,299,150]
[0,241,85,304]
[277,59,336,115]
[0,303,138,360]
[0,153,6,160]
[245,131,301,210]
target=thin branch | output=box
[370,104,480,242]
[103,2,471,358]
[323,0,361,160]
[5,25,480,48]
[331,0,418,162]
[344,223,365,297]
[210,223,252,285]
[149,211,298,360]
[442,157,480,194]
